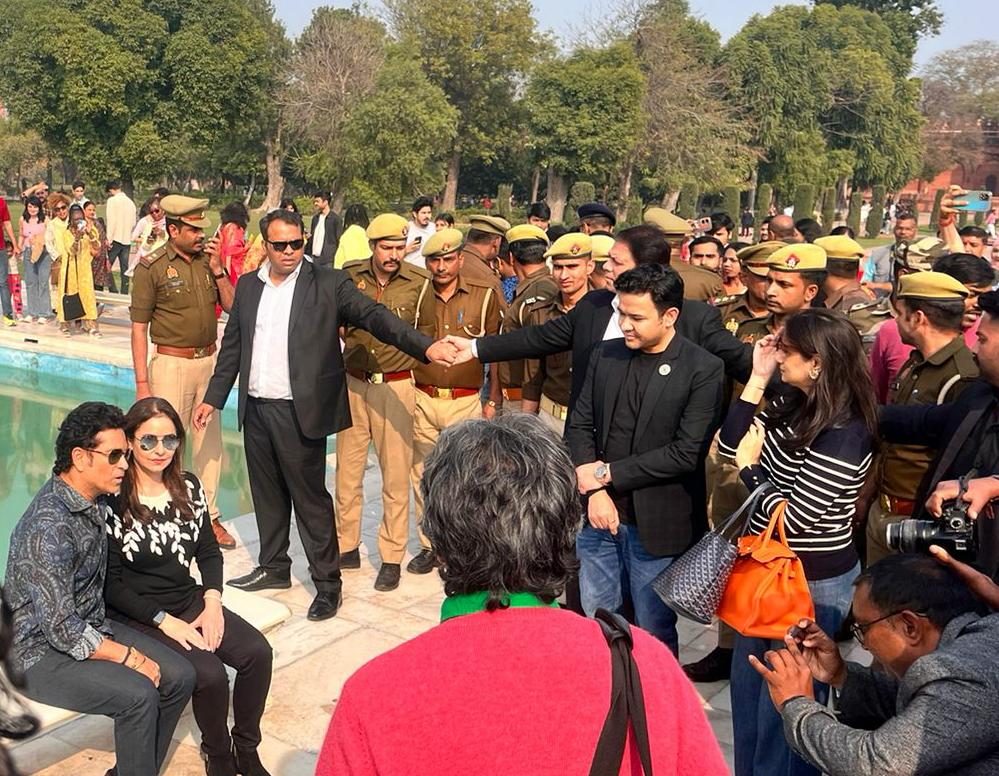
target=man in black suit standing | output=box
[446,224,751,412]
[305,191,343,266]
[566,264,724,655]
[194,210,455,621]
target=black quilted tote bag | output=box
[651,484,765,624]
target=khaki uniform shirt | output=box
[500,268,558,390]
[824,280,874,314]
[716,293,768,336]
[459,245,506,308]
[674,261,723,302]
[413,274,502,390]
[129,243,220,348]
[522,296,573,407]
[879,335,979,498]
[341,259,435,374]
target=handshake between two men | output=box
[425,335,477,367]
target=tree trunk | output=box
[258,129,285,213]
[746,167,759,220]
[243,172,256,206]
[662,190,680,211]
[546,168,569,223]
[442,149,461,211]
[615,161,633,225]
[529,166,541,203]
[837,177,849,212]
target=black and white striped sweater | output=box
[719,398,873,579]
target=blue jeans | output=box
[22,248,51,318]
[0,249,11,317]
[577,523,679,654]
[731,562,860,776]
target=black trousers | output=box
[107,241,130,294]
[244,397,341,592]
[117,600,273,758]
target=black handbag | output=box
[650,484,766,624]
[589,608,654,776]
[61,245,86,321]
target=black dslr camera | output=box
[886,476,978,561]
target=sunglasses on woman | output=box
[137,434,181,452]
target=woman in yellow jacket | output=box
[57,204,100,337]
[333,204,372,268]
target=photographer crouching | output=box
[751,552,999,775]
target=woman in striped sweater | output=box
[718,308,878,776]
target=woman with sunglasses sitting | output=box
[105,397,273,776]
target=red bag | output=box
[717,500,815,639]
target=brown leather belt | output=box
[156,344,216,359]
[347,369,412,384]
[502,388,522,401]
[416,384,479,400]
[880,493,916,517]
[540,394,569,421]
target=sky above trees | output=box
[272,0,982,68]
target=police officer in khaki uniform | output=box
[408,228,503,574]
[589,233,613,289]
[714,241,786,334]
[815,235,872,312]
[459,214,510,301]
[522,233,595,436]
[129,194,237,549]
[643,207,723,301]
[866,271,980,565]
[336,214,436,591]
[498,224,556,412]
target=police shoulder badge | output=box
[165,265,179,279]
[357,279,366,291]
[725,318,739,334]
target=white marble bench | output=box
[19,588,292,737]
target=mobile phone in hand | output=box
[953,190,993,213]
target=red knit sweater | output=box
[317,607,729,775]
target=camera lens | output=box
[886,519,943,553]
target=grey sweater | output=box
[781,612,999,775]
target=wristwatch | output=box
[152,610,167,627]
[213,271,226,280]
[595,463,610,483]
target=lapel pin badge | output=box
[659,364,671,377]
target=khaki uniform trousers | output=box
[335,375,416,565]
[866,499,905,567]
[148,352,222,520]
[704,433,749,650]
[410,391,481,550]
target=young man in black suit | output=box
[194,210,456,621]
[566,264,724,655]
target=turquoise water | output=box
[0,367,254,577]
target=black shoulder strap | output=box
[589,609,654,776]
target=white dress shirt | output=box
[602,294,623,340]
[310,213,326,260]
[247,262,301,400]
[105,191,137,245]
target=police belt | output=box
[416,384,479,400]
[502,388,522,401]
[540,394,569,421]
[155,343,216,359]
[879,493,916,517]
[347,369,412,384]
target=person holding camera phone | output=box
[749,552,999,776]
[880,289,999,580]
[56,203,101,337]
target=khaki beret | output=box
[768,243,827,272]
[506,223,550,246]
[814,235,865,262]
[590,234,614,263]
[644,207,693,236]
[896,271,969,300]
[545,232,591,260]
[900,237,949,273]
[160,195,210,228]
[422,228,464,258]
[736,241,788,276]
[468,214,511,237]
[365,213,409,241]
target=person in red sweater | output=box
[317,414,729,775]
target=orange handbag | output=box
[717,500,815,639]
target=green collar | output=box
[440,591,559,622]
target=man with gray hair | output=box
[316,414,728,775]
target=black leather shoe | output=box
[307,591,343,621]
[202,748,237,776]
[226,567,291,592]
[339,548,361,569]
[406,549,438,575]
[682,646,733,683]
[374,563,401,591]
[233,745,273,776]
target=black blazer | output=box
[566,336,725,556]
[476,288,751,410]
[203,260,433,440]
[306,211,343,266]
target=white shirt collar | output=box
[257,259,303,288]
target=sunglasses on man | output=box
[266,238,305,252]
